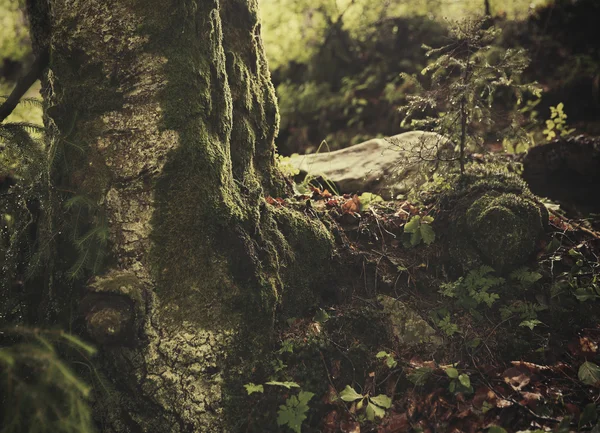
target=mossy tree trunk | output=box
[27,0,334,431]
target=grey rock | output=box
[289,131,454,199]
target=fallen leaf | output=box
[378,413,409,433]
[503,367,531,391]
[342,195,360,215]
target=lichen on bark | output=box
[27,0,335,430]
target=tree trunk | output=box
[26,0,334,431]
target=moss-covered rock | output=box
[440,167,548,273]
[378,295,442,347]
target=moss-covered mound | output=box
[440,168,548,273]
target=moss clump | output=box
[441,167,548,273]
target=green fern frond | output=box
[509,267,542,287]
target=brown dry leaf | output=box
[322,410,340,433]
[265,196,286,207]
[580,336,599,354]
[496,398,514,408]
[378,413,409,433]
[340,417,361,433]
[322,189,333,199]
[342,195,360,215]
[472,387,496,409]
[309,185,323,195]
[503,367,531,391]
[326,198,339,208]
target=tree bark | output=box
[26,0,334,431]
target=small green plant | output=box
[339,385,392,421]
[277,391,315,433]
[276,153,300,178]
[437,313,461,336]
[399,18,540,172]
[243,381,314,433]
[439,265,504,309]
[503,95,541,154]
[543,103,575,141]
[376,351,398,368]
[407,367,434,386]
[403,215,435,247]
[359,192,384,211]
[443,366,473,394]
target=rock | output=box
[378,295,442,347]
[289,131,454,199]
[522,135,600,213]
[439,168,548,273]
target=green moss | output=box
[441,167,548,273]
[268,206,335,316]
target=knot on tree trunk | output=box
[80,270,150,346]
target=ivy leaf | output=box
[339,385,363,402]
[369,394,392,409]
[579,362,600,386]
[244,383,264,395]
[277,391,314,433]
[366,401,386,421]
[420,223,436,245]
[266,381,300,389]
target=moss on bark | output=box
[28,0,335,431]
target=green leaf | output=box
[313,309,330,324]
[297,390,314,406]
[420,223,436,245]
[407,367,433,386]
[339,385,363,402]
[404,216,421,234]
[410,229,423,247]
[277,391,314,433]
[519,319,543,330]
[386,356,398,368]
[244,383,264,395]
[445,367,459,379]
[580,403,597,429]
[579,362,600,386]
[266,381,300,389]
[488,427,508,433]
[369,394,392,409]
[366,401,386,420]
[376,351,388,359]
[458,374,470,388]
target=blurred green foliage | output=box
[0,0,30,63]
[260,0,552,155]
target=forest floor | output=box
[265,181,600,433]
